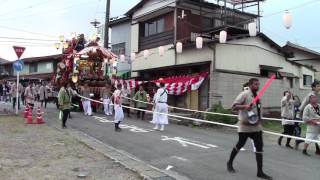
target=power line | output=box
[263,0,320,18]
[0,40,54,46]
[0,36,57,42]
[0,0,52,17]
[0,25,56,38]
[0,0,93,21]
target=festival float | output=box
[53,34,118,110]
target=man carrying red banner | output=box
[227,78,272,180]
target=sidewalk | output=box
[0,116,141,180]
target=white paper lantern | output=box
[219,31,227,43]
[176,42,183,53]
[283,10,293,29]
[196,37,203,49]
[130,53,136,61]
[120,54,125,62]
[143,50,149,59]
[159,46,165,56]
[248,21,257,37]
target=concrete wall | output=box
[176,46,213,65]
[131,45,175,71]
[111,22,131,72]
[215,43,301,76]
[209,71,310,110]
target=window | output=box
[288,77,293,88]
[303,75,312,86]
[202,17,213,29]
[29,63,37,73]
[144,18,165,37]
[214,19,222,27]
[112,43,125,55]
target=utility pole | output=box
[104,0,111,48]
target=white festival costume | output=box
[152,87,169,125]
[114,90,124,123]
[103,98,113,115]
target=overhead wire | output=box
[0,0,53,17]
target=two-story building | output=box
[0,57,9,80]
[0,54,62,82]
[110,0,316,111]
[283,42,320,79]
[109,16,132,78]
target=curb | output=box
[48,120,190,180]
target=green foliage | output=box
[205,103,238,125]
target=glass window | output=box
[112,43,126,55]
[144,24,149,37]
[149,21,157,35]
[202,17,213,28]
[157,18,165,33]
[303,75,312,86]
[144,17,165,37]
[29,63,37,73]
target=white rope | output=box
[122,96,303,124]
[76,94,320,144]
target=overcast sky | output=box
[0,0,319,61]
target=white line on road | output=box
[161,136,218,149]
[166,165,174,170]
[93,116,154,133]
[171,156,189,162]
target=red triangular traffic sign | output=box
[13,46,26,59]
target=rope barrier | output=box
[76,94,320,144]
[121,96,304,124]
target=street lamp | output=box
[54,42,60,50]
[59,35,65,43]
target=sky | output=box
[0,0,319,61]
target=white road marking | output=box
[171,156,188,162]
[166,165,174,170]
[93,116,153,133]
[161,136,218,149]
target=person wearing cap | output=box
[227,78,272,180]
[80,82,92,116]
[112,84,124,132]
[302,95,320,156]
[151,81,168,131]
[299,81,320,155]
[278,91,295,149]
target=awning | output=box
[279,72,296,78]
[260,65,283,71]
[113,72,209,96]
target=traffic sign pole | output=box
[12,46,25,115]
[16,71,19,115]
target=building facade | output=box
[110,0,316,111]
[0,54,62,81]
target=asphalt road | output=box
[44,106,320,180]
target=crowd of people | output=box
[57,81,169,132]
[227,79,320,180]
[3,77,319,180]
[0,80,57,110]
